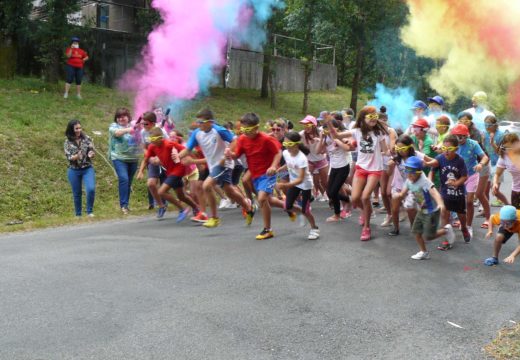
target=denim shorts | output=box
[210,165,233,187]
[253,174,277,194]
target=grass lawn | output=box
[485,323,520,359]
[0,77,362,233]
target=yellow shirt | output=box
[490,210,520,233]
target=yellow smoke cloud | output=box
[401,0,520,111]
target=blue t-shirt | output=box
[436,154,467,200]
[483,130,504,166]
[456,138,485,176]
[404,174,438,214]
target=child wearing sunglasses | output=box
[225,113,284,240]
[137,127,200,222]
[387,134,430,236]
[483,115,508,207]
[423,135,468,248]
[484,205,520,266]
[276,131,320,240]
[396,156,448,260]
[179,108,256,228]
[451,123,489,239]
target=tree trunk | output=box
[0,37,17,79]
[302,61,311,114]
[350,40,364,113]
[261,52,271,98]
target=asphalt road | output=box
[1,198,520,359]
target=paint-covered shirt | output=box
[404,174,438,214]
[108,123,142,162]
[456,138,485,176]
[436,153,467,200]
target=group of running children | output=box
[134,91,520,266]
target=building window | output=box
[98,4,109,29]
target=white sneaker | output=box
[444,224,455,245]
[468,227,473,239]
[63,93,68,99]
[225,201,238,209]
[319,195,328,202]
[411,251,430,260]
[381,215,392,227]
[308,228,320,240]
[219,198,230,209]
[76,94,82,100]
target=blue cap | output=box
[404,156,423,172]
[71,36,80,42]
[411,100,427,110]
[427,96,444,106]
[500,205,517,221]
[317,111,328,121]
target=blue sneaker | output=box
[156,206,167,219]
[176,207,191,223]
[484,257,499,266]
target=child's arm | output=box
[379,139,389,156]
[429,187,446,213]
[277,164,288,173]
[492,167,505,195]
[504,245,520,264]
[136,156,150,180]
[423,158,439,168]
[333,138,352,151]
[278,168,305,191]
[267,151,282,176]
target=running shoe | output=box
[121,207,129,215]
[360,227,371,241]
[388,228,400,236]
[491,199,504,207]
[202,217,220,228]
[219,198,231,209]
[411,251,430,260]
[326,215,341,223]
[468,227,473,240]
[444,224,455,245]
[340,209,352,219]
[245,204,257,226]
[308,228,320,240]
[191,212,208,223]
[156,206,167,219]
[358,215,365,226]
[380,215,392,227]
[176,207,191,223]
[462,228,471,243]
[256,228,274,240]
[288,211,297,222]
[484,257,499,266]
[437,241,452,251]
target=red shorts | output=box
[354,165,382,178]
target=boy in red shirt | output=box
[137,128,199,222]
[226,113,285,240]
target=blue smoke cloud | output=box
[368,83,416,130]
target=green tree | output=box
[0,0,33,78]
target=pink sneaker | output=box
[340,209,352,219]
[358,215,365,226]
[360,227,371,241]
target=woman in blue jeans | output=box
[64,119,96,217]
[108,108,142,214]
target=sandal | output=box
[481,221,489,229]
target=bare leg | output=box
[257,191,272,229]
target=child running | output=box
[179,108,256,228]
[327,106,389,241]
[276,131,320,240]
[494,133,520,208]
[424,134,469,247]
[136,127,199,222]
[226,113,285,240]
[396,156,452,260]
[451,123,489,238]
[484,205,520,266]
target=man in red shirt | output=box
[226,113,284,240]
[64,37,89,100]
[137,128,199,222]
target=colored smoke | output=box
[368,83,415,130]
[401,0,520,112]
[120,0,282,120]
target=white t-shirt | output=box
[464,107,495,132]
[186,124,235,171]
[352,128,384,171]
[497,155,520,192]
[283,150,313,190]
[325,136,351,169]
[299,130,326,162]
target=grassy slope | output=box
[0,77,360,233]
